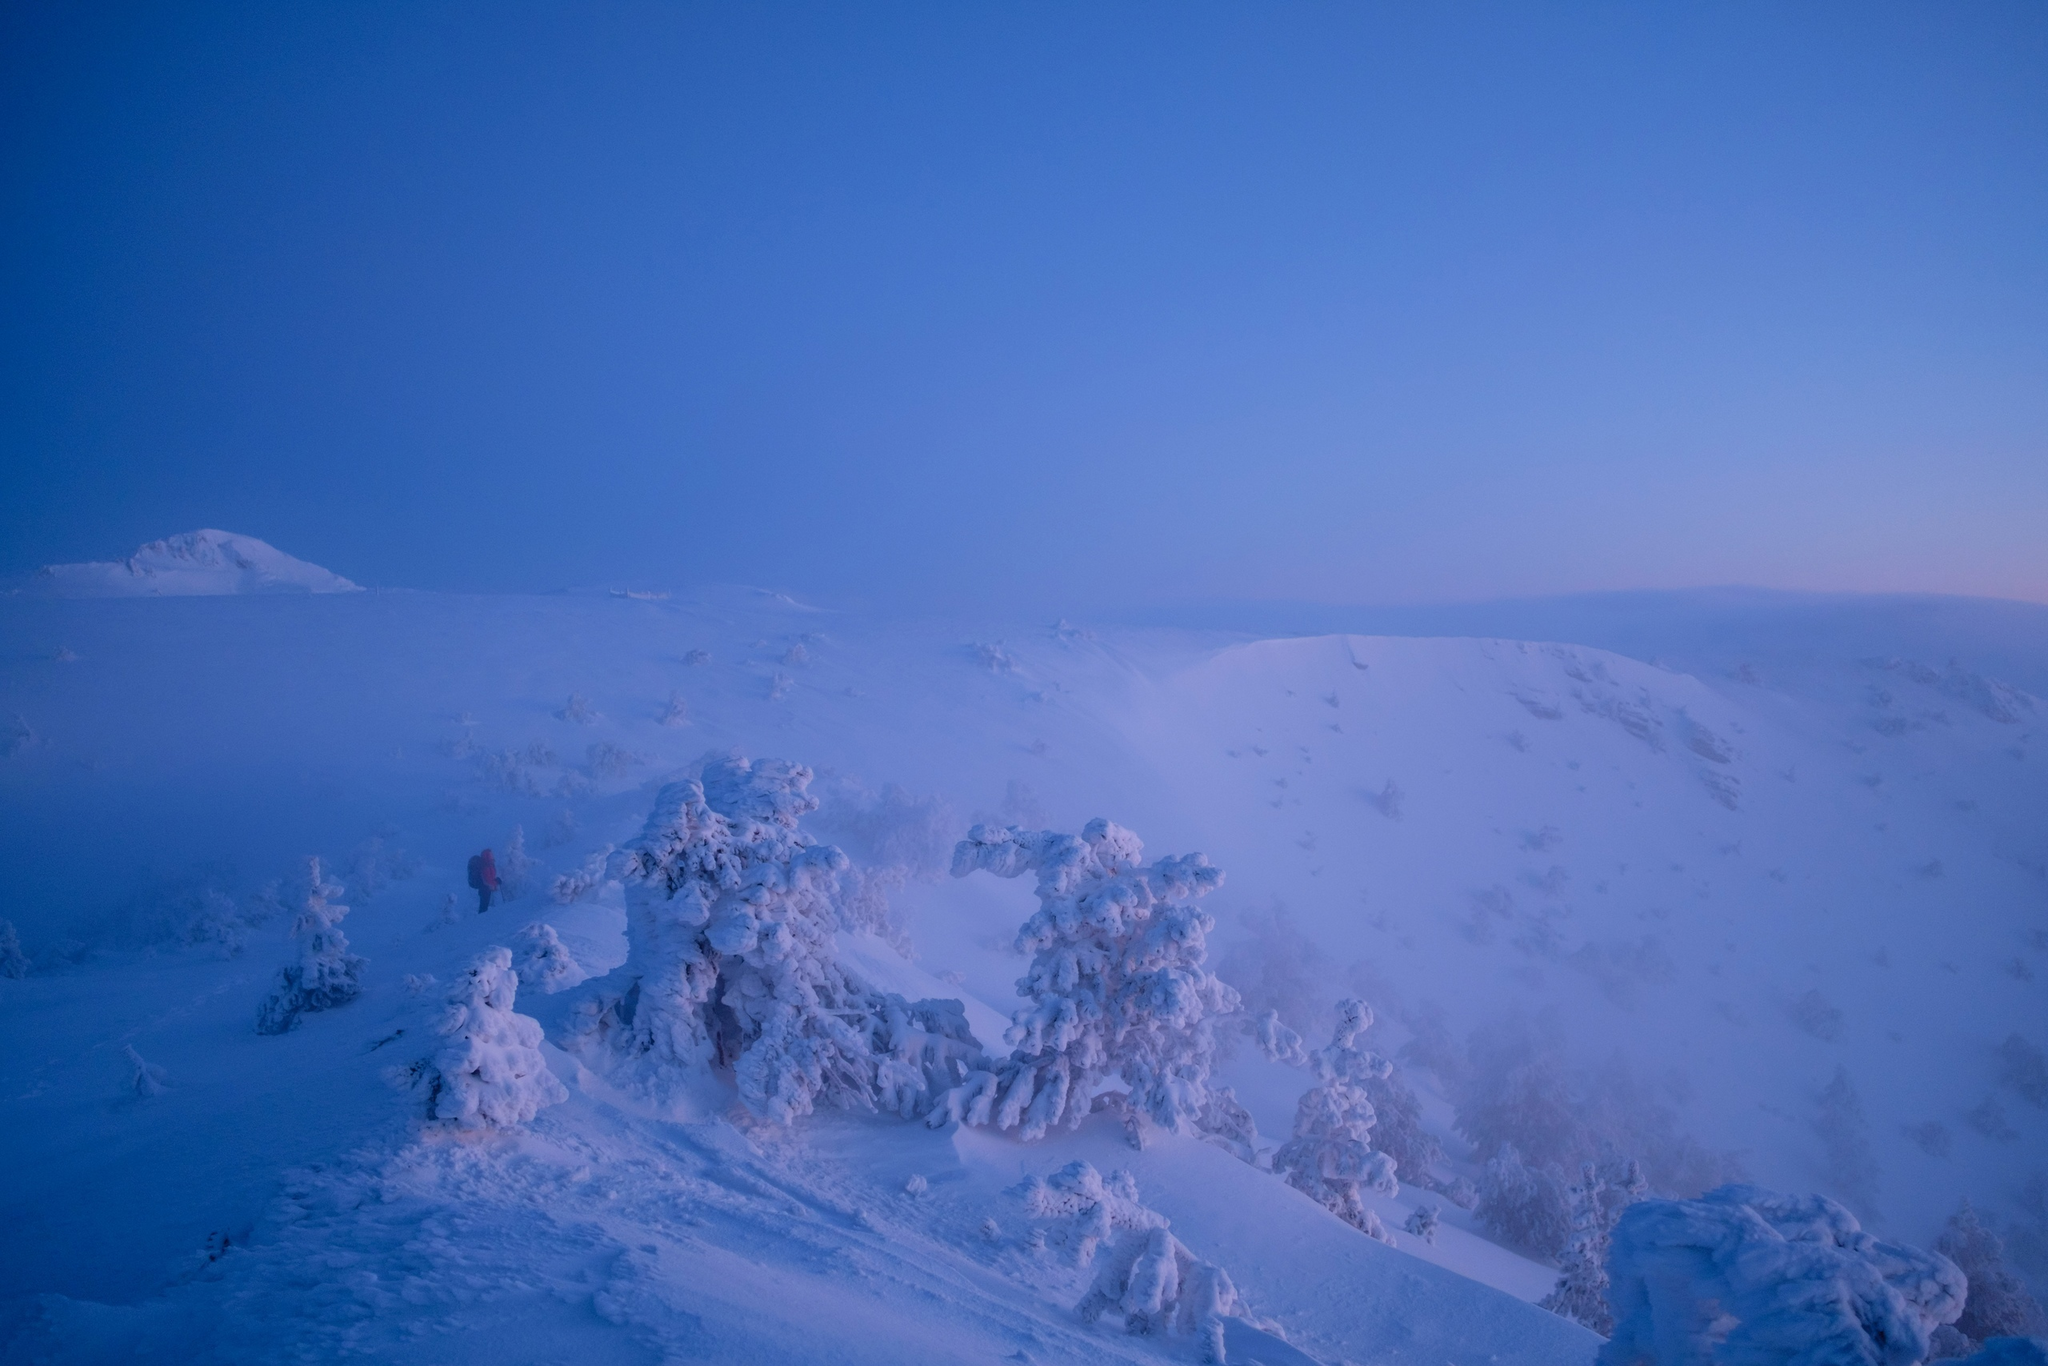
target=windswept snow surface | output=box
[0,580,2042,1362]
[21,530,361,597]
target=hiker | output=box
[467,847,499,914]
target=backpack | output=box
[467,854,482,890]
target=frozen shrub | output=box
[550,845,613,904]
[1999,1035,2048,1108]
[568,755,979,1122]
[514,921,580,994]
[255,858,366,1034]
[1023,1161,1165,1267]
[419,947,567,1131]
[1479,1144,1574,1260]
[931,820,1241,1144]
[1814,1066,1881,1218]
[0,918,30,978]
[1405,1202,1441,1244]
[1077,1225,1242,1363]
[1937,1202,2048,1348]
[1600,1185,1965,1366]
[1273,999,1400,1242]
[124,1045,168,1099]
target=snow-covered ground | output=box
[2,540,2043,1363]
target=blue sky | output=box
[3,2,2043,611]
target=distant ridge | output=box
[27,529,361,597]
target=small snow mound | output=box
[31,530,360,597]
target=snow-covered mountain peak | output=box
[30,530,361,597]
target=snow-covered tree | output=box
[255,858,366,1034]
[567,755,980,1123]
[1936,1201,2048,1351]
[1272,998,1400,1243]
[1024,1161,1243,1364]
[1600,1185,1965,1366]
[0,918,27,978]
[498,826,535,901]
[1405,1202,1441,1244]
[1477,1143,1574,1261]
[659,691,689,727]
[932,820,1241,1144]
[1078,1225,1243,1363]
[421,946,567,1131]
[124,1044,168,1098]
[1541,1163,1617,1333]
[514,921,580,994]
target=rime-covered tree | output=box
[1601,1185,1964,1366]
[498,825,535,902]
[1405,1202,1441,1244]
[1541,1163,1617,1333]
[1937,1201,2048,1350]
[931,819,1241,1143]
[420,946,567,1131]
[1272,998,1400,1243]
[513,921,580,994]
[255,858,366,1034]
[569,755,978,1123]
[1478,1143,1574,1261]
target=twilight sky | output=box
[3,2,2044,611]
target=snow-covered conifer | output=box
[420,946,567,1131]
[124,1044,168,1098]
[1477,1144,1573,1261]
[514,921,580,994]
[932,820,1241,1144]
[1937,1201,2048,1349]
[659,691,689,727]
[569,755,979,1123]
[255,858,366,1034]
[1601,1185,1965,1366]
[1405,1202,1441,1244]
[1272,999,1401,1242]
[0,918,27,978]
[497,826,534,901]
[1541,1163,1616,1334]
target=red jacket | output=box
[469,851,500,891]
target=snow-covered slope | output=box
[0,580,2041,1361]
[23,530,360,596]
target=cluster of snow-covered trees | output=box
[566,755,980,1123]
